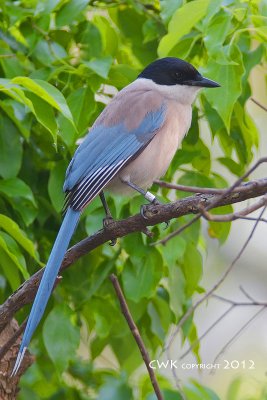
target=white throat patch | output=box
[137,78,201,105]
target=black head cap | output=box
[138,57,220,88]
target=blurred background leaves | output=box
[0,0,266,398]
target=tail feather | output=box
[11,208,80,376]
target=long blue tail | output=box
[11,208,80,375]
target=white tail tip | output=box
[11,347,27,377]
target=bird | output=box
[11,57,219,375]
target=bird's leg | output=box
[120,178,159,206]
[99,191,117,245]
[120,178,169,228]
[99,191,113,226]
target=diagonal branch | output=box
[154,157,267,245]
[165,205,266,352]
[0,177,267,332]
[110,274,164,400]
[199,194,267,222]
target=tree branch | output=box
[0,177,267,332]
[251,98,267,113]
[165,205,266,352]
[110,274,164,400]
[180,289,267,360]
[154,157,267,245]
[199,194,267,222]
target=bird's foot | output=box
[140,198,170,229]
[103,215,114,228]
[103,216,117,246]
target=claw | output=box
[109,238,117,246]
[140,204,149,220]
[103,215,114,228]
[140,199,170,229]
[163,220,170,230]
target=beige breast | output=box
[108,100,192,195]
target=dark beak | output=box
[184,76,220,88]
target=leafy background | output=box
[0,0,266,399]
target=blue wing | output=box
[64,103,166,210]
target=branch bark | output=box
[0,177,267,334]
[0,319,34,399]
[110,274,164,400]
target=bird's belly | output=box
[108,105,191,195]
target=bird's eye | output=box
[174,72,182,79]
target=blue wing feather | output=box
[64,103,166,209]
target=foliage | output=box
[0,0,266,398]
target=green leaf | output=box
[26,92,58,141]
[0,116,23,179]
[178,171,214,190]
[160,0,183,23]
[0,177,36,205]
[183,139,211,175]
[187,322,201,362]
[93,15,118,56]
[182,243,203,296]
[122,248,163,302]
[0,233,28,284]
[48,160,67,212]
[0,54,26,78]
[226,377,242,400]
[184,380,220,400]
[32,40,67,67]
[158,0,210,56]
[217,157,244,176]
[162,235,186,267]
[0,78,38,117]
[204,12,232,57]
[83,56,113,79]
[167,264,186,316]
[0,99,31,139]
[148,296,172,342]
[56,0,89,27]
[76,21,103,59]
[66,87,95,135]
[43,304,80,372]
[168,34,201,59]
[147,389,183,400]
[202,45,245,131]
[12,77,74,124]
[98,375,133,400]
[0,214,38,261]
[208,204,233,244]
[108,64,138,89]
[0,240,20,290]
[148,302,165,341]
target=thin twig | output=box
[109,274,164,400]
[179,305,235,360]
[164,206,266,352]
[239,285,257,303]
[251,98,267,113]
[166,345,186,400]
[200,194,267,222]
[213,306,266,365]
[155,157,267,245]
[180,290,267,360]
[154,180,263,194]
[211,294,266,306]
[236,216,267,223]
